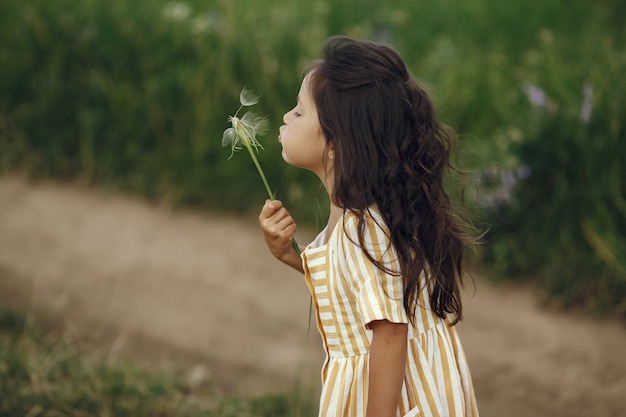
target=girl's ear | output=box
[327,143,335,160]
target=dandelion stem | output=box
[244,141,301,258]
[244,143,274,200]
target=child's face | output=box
[279,75,330,178]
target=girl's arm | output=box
[259,199,304,273]
[367,319,408,417]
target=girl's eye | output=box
[294,112,302,117]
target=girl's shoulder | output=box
[338,205,390,248]
[341,205,387,231]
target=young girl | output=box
[259,36,479,417]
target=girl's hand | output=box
[258,199,304,273]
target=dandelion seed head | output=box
[240,111,268,138]
[222,109,268,158]
[240,88,260,107]
[221,127,237,147]
[221,88,275,199]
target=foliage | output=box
[0,0,326,219]
[481,30,626,314]
[0,0,624,312]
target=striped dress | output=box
[301,207,479,417]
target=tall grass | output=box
[0,0,624,311]
[483,27,626,312]
[0,0,331,221]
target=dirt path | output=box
[0,175,625,416]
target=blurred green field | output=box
[0,0,624,314]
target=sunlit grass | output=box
[0,308,316,417]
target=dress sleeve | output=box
[339,210,409,329]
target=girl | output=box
[259,36,479,417]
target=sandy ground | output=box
[0,175,625,416]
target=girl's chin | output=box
[281,152,298,168]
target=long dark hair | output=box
[308,36,474,324]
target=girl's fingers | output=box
[273,207,292,223]
[259,199,283,221]
[275,213,296,232]
[266,214,295,238]
[259,200,297,241]
[260,201,293,228]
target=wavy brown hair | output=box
[307,36,474,324]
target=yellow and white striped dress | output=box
[301,207,479,417]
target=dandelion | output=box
[222,88,306,328]
[222,88,274,199]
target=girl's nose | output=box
[282,110,292,124]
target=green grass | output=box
[0,308,317,417]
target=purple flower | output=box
[516,165,531,180]
[475,165,532,211]
[500,169,517,194]
[523,82,548,109]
